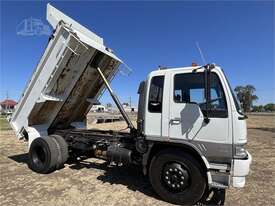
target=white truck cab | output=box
[138,65,252,192]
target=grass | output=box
[0,117,11,131]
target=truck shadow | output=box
[8,153,29,164]
[8,154,160,201]
[249,127,275,133]
[68,160,159,200]
[68,160,210,205]
[8,154,209,205]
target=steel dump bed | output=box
[10,4,122,139]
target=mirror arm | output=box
[204,64,213,124]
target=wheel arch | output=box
[143,141,210,178]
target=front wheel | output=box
[149,149,206,205]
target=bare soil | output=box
[0,114,274,206]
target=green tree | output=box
[252,105,264,112]
[264,103,275,111]
[258,105,264,112]
[234,85,258,112]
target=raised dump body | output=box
[10,4,122,139]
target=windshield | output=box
[224,74,244,115]
[229,84,244,115]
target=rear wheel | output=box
[149,149,206,205]
[28,136,59,174]
[50,134,68,169]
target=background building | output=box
[0,99,17,115]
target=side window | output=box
[174,72,227,117]
[190,88,204,104]
[148,76,164,113]
[174,73,204,104]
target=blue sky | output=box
[0,1,274,106]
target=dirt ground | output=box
[0,114,274,206]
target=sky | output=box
[0,1,274,106]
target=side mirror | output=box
[203,116,210,124]
[238,114,248,120]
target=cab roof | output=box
[148,65,222,78]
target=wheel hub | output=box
[162,162,189,192]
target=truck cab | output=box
[137,64,252,204]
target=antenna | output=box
[195,41,207,65]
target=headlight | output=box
[234,145,248,159]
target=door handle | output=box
[150,102,160,106]
[170,118,181,125]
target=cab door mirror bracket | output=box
[203,64,214,124]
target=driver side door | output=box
[168,71,230,160]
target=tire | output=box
[28,136,59,174]
[149,149,206,205]
[50,134,68,169]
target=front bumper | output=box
[232,151,252,187]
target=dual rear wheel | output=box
[28,135,68,174]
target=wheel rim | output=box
[161,162,190,192]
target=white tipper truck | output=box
[9,4,252,205]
